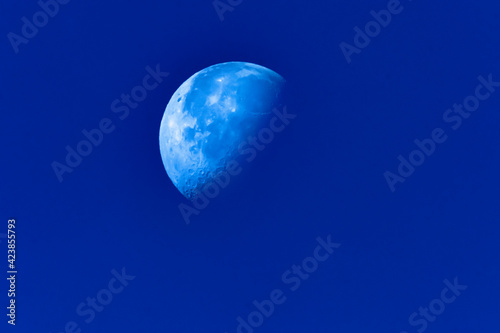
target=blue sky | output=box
[1,0,500,332]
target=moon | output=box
[159,62,286,199]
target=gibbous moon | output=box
[159,62,286,199]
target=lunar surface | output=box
[159,62,286,199]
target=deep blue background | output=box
[1,0,499,332]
